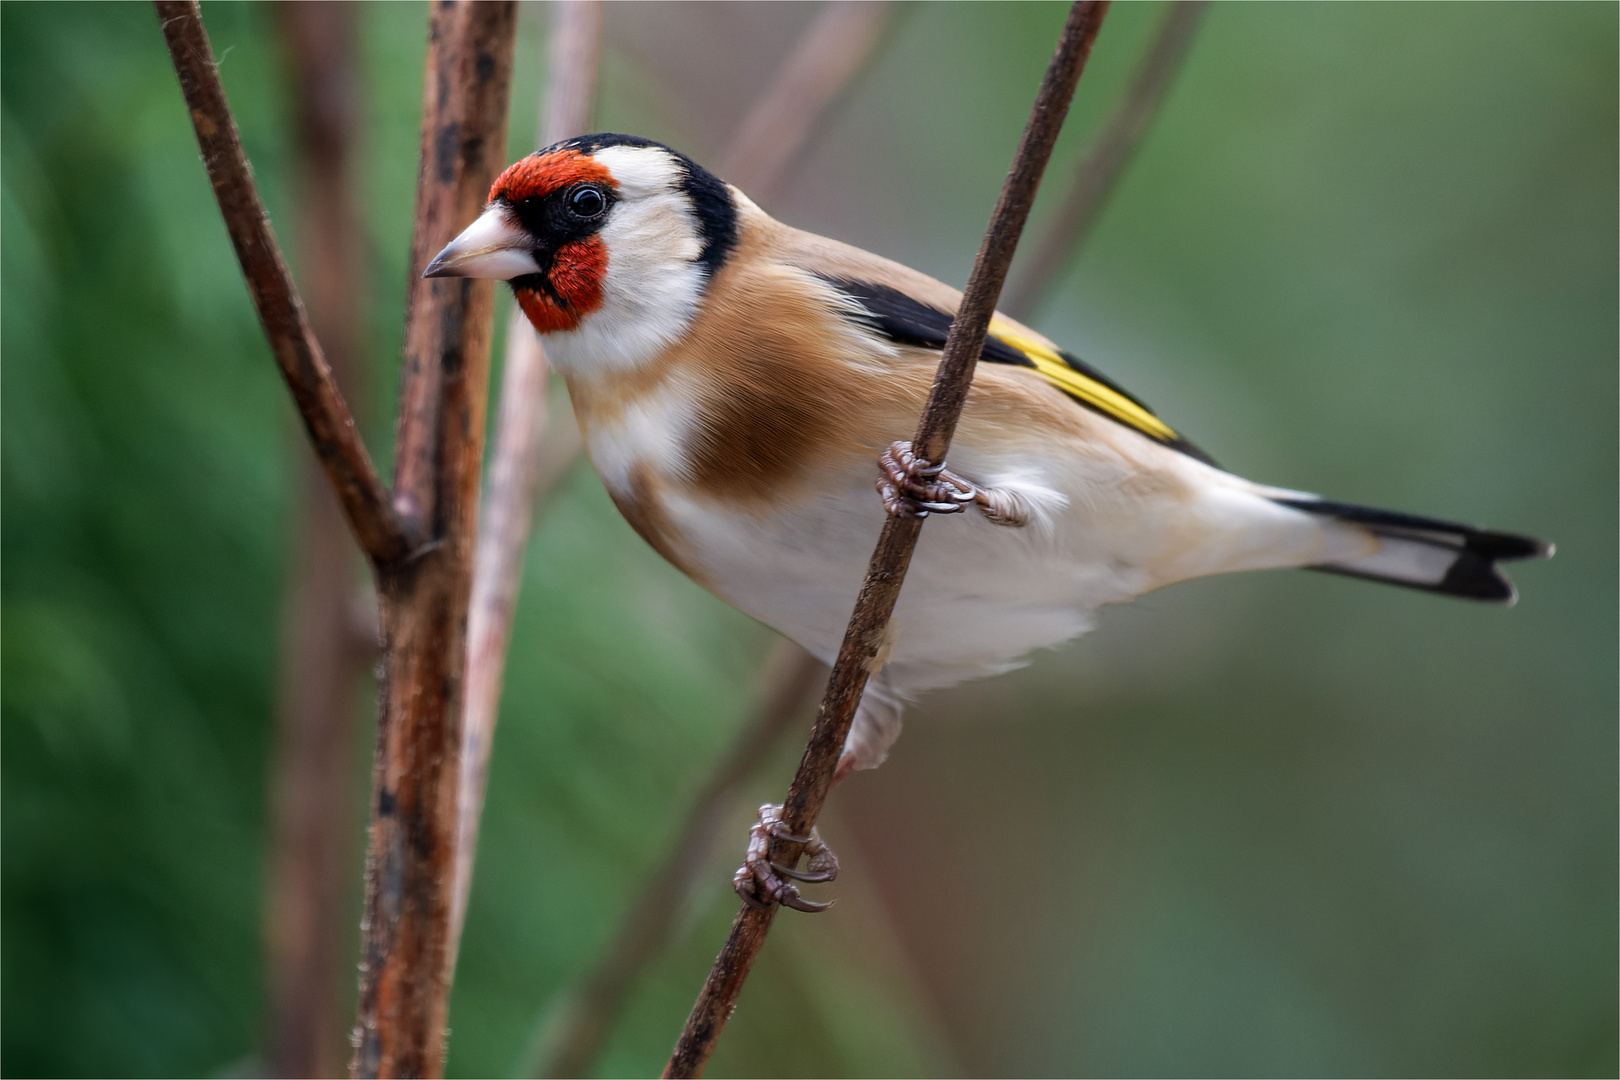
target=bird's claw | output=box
[732,803,841,913]
[877,441,977,519]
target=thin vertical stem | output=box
[352,3,516,1076]
[541,0,603,148]
[518,5,900,1070]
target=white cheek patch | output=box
[541,147,708,377]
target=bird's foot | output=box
[732,803,840,913]
[877,441,977,518]
[877,441,1028,526]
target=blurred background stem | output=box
[1002,0,1209,321]
[535,639,824,1078]
[718,1,896,198]
[521,6,896,1073]
[265,6,372,1076]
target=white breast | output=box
[574,373,704,494]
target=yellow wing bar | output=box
[988,318,1181,444]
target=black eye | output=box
[568,186,606,219]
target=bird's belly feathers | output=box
[619,436,1321,698]
[572,372,1343,700]
[661,482,1116,694]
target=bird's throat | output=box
[513,236,608,334]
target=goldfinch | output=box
[426,132,1550,802]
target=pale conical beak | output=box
[422,206,539,279]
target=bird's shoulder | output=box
[728,200,1214,467]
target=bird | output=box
[425,133,1551,910]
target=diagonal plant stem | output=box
[452,0,604,972]
[663,4,1110,1076]
[1001,0,1208,320]
[155,0,417,571]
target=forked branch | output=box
[161,1,512,1074]
[663,4,1111,1076]
[155,0,417,569]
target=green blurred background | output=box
[3,2,1614,1076]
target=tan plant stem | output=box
[458,0,892,1013]
[451,0,605,972]
[540,0,604,149]
[535,640,824,1078]
[155,0,417,570]
[266,4,371,1076]
[662,4,1110,1076]
[718,1,895,201]
[517,7,898,1070]
[1001,0,1208,320]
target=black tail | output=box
[1271,497,1553,605]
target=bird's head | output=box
[424,134,738,370]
